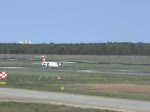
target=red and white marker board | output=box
[0,72,8,79]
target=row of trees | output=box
[0,42,150,55]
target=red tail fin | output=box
[42,56,46,62]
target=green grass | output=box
[0,101,116,112]
[0,54,150,101]
[1,68,150,101]
[1,60,150,73]
[1,54,150,72]
[1,54,150,64]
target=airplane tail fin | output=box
[42,56,46,62]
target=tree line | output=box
[0,42,150,55]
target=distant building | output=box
[19,40,32,44]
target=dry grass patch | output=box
[76,84,150,93]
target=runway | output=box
[0,87,150,112]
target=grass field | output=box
[1,54,150,64]
[1,68,150,101]
[0,54,150,101]
[0,101,116,112]
[1,54,150,72]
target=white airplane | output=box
[41,56,62,68]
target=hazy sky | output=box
[0,0,150,43]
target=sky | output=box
[0,0,150,44]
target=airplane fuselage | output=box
[42,62,61,68]
[41,56,62,68]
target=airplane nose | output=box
[58,63,62,66]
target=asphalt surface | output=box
[0,88,150,112]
